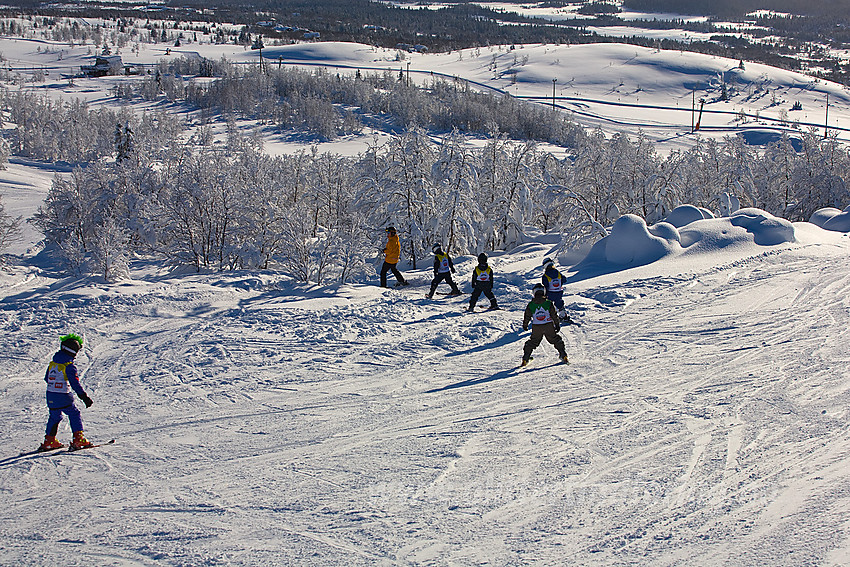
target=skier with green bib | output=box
[521,284,569,367]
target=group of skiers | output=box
[382,226,500,311]
[31,230,571,453]
[381,227,571,368]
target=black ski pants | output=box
[470,282,496,308]
[428,272,459,296]
[380,261,406,287]
[523,322,567,360]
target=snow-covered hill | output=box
[1,207,849,565]
[3,35,850,153]
[3,31,850,566]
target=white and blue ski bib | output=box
[46,361,71,394]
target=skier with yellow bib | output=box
[39,334,94,451]
[426,243,461,299]
[467,253,498,311]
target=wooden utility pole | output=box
[825,93,830,138]
[552,78,557,109]
[691,89,695,132]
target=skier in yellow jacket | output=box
[380,226,409,288]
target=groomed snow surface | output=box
[2,202,850,565]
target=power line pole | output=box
[825,93,830,138]
[552,78,557,109]
[691,88,695,132]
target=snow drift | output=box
[810,205,850,232]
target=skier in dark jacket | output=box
[541,257,568,321]
[39,334,94,451]
[521,284,569,367]
[467,253,498,311]
[426,243,461,298]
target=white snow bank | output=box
[664,204,714,227]
[257,41,393,66]
[809,205,850,232]
[568,208,797,282]
[578,214,682,269]
[728,208,796,245]
[679,208,795,249]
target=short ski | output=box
[519,356,569,369]
[1,440,112,464]
[68,439,116,452]
[14,445,64,458]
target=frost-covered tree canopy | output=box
[23,118,850,283]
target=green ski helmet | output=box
[60,333,84,356]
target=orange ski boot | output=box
[38,435,65,452]
[70,431,93,450]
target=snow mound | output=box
[678,208,795,251]
[570,207,798,282]
[729,208,796,245]
[664,204,714,227]
[809,205,850,232]
[581,214,681,268]
[258,41,388,65]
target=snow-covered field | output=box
[1,184,850,564]
[2,31,850,566]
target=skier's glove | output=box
[80,394,93,408]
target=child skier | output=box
[521,284,569,367]
[468,253,498,311]
[541,257,569,321]
[426,243,461,298]
[39,333,94,451]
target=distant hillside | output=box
[2,0,850,82]
[622,0,850,17]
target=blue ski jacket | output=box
[44,350,87,409]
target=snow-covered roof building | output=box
[80,55,125,77]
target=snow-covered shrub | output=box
[579,214,680,267]
[664,205,713,227]
[0,194,22,253]
[91,217,130,282]
[0,137,10,169]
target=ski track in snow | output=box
[1,242,850,565]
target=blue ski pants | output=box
[46,403,83,436]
